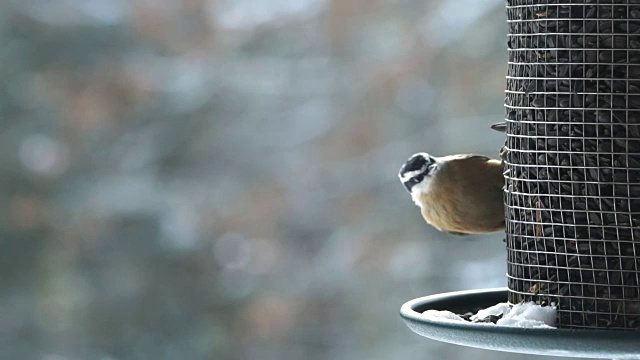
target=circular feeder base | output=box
[400,288,640,359]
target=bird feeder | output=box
[504,0,640,330]
[401,1,640,357]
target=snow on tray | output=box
[470,302,511,321]
[422,309,465,322]
[422,301,557,328]
[496,302,556,328]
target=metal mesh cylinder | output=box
[505,0,640,329]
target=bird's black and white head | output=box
[398,153,440,198]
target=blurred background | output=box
[0,0,585,359]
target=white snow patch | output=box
[496,302,557,328]
[421,301,557,328]
[470,302,511,321]
[421,310,465,322]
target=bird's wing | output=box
[449,154,504,191]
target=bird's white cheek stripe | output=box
[399,167,426,182]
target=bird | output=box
[398,153,505,235]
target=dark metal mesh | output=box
[505,0,640,329]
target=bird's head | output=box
[398,152,439,194]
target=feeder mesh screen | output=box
[505,0,640,329]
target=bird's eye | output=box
[402,173,426,192]
[410,175,423,186]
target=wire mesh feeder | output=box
[504,0,640,329]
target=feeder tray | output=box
[400,288,640,359]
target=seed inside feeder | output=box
[505,1,640,329]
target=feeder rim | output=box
[400,288,640,359]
